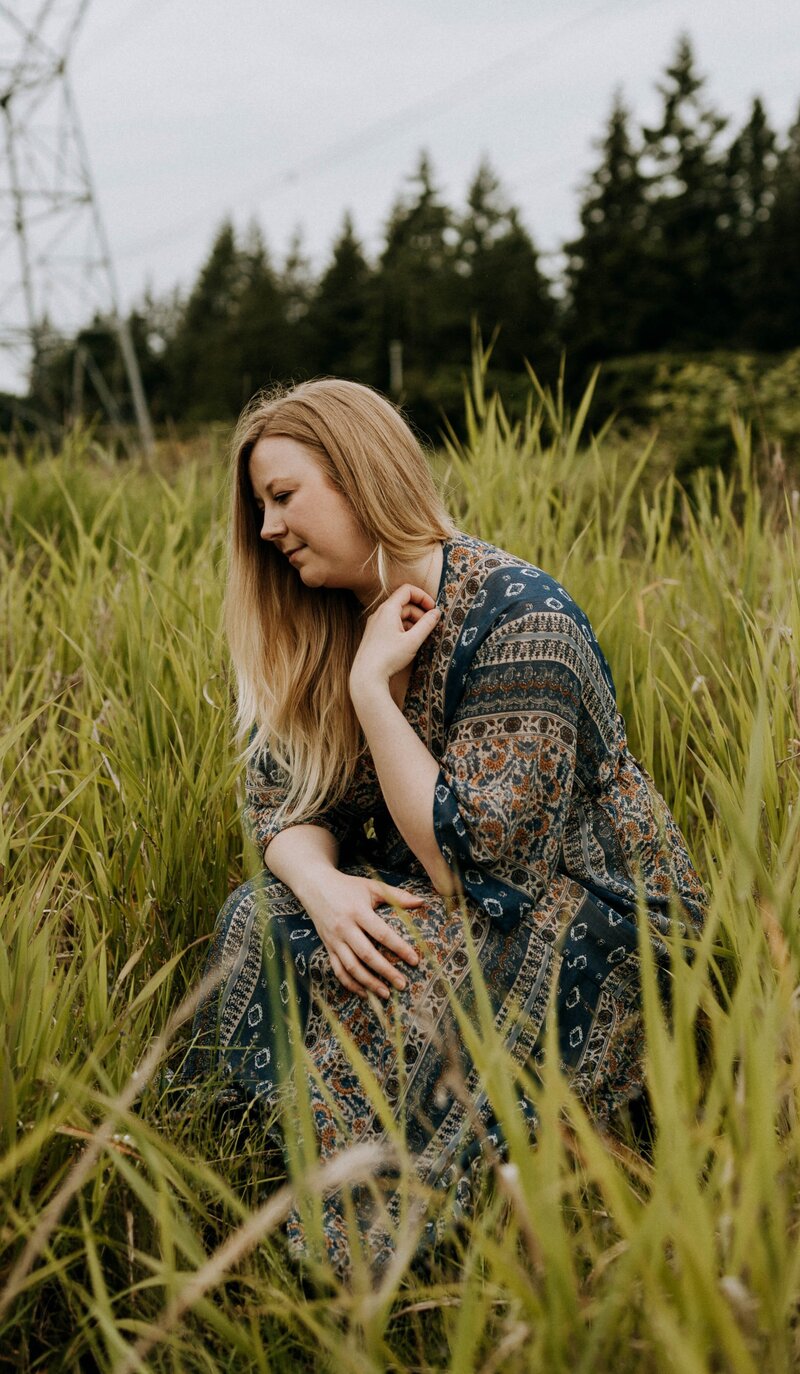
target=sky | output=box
[2,0,799,392]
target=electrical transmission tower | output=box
[0,0,154,448]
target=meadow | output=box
[1,351,799,1372]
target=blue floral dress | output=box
[188,531,706,1275]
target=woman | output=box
[188,377,706,1277]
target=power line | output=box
[251,0,652,197]
[112,0,653,264]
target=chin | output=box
[297,565,325,587]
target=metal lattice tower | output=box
[0,0,154,447]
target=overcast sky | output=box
[2,0,799,391]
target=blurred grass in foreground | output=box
[1,349,799,1372]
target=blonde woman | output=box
[188,377,706,1277]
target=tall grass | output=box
[1,357,798,1372]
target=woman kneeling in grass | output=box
[187,377,706,1277]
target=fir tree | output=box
[641,34,730,348]
[163,220,243,419]
[165,220,290,420]
[750,104,800,349]
[455,158,557,374]
[725,97,778,232]
[278,227,316,379]
[235,222,289,402]
[721,97,778,345]
[374,151,461,387]
[307,212,375,380]
[563,91,655,363]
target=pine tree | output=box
[307,212,375,380]
[455,158,557,374]
[563,91,655,363]
[165,220,290,421]
[278,227,316,379]
[166,221,242,418]
[750,104,800,349]
[725,97,778,232]
[641,34,730,348]
[374,151,461,388]
[720,97,778,345]
[235,222,289,403]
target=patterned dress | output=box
[188,531,706,1276]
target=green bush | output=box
[587,348,800,475]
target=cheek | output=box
[324,499,362,543]
[339,498,368,539]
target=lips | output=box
[285,544,305,560]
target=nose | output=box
[259,507,287,542]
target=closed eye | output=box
[254,493,289,512]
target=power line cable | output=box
[111,0,654,264]
[251,0,654,196]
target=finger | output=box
[363,909,421,967]
[338,947,392,1000]
[328,949,367,999]
[400,607,442,647]
[349,931,410,991]
[373,882,426,908]
[390,583,436,611]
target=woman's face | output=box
[249,435,378,601]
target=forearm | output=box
[263,823,341,906]
[350,683,458,895]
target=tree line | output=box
[24,34,800,438]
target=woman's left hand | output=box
[350,584,441,697]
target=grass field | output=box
[2,353,799,1372]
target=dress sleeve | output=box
[432,608,582,911]
[243,737,354,862]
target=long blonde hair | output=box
[226,377,456,826]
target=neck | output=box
[404,541,444,601]
[356,541,443,608]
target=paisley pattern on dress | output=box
[185,531,707,1277]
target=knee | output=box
[214,872,293,933]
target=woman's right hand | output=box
[299,870,424,1000]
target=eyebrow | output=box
[252,477,291,499]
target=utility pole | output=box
[0,1,155,450]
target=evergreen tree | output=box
[164,220,290,420]
[720,97,778,345]
[27,307,166,429]
[725,97,778,232]
[278,227,316,379]
[455,158,557,374]
[307,211,375,380]
[563,91,655,363]
[133,284,183,421]
[166,221,244,419]
[641,34,730,348]
[235,222,289,402]
[750,104,800,349]
[374,151,461,388]
[27,315,115,425]
[124,300,175,423]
